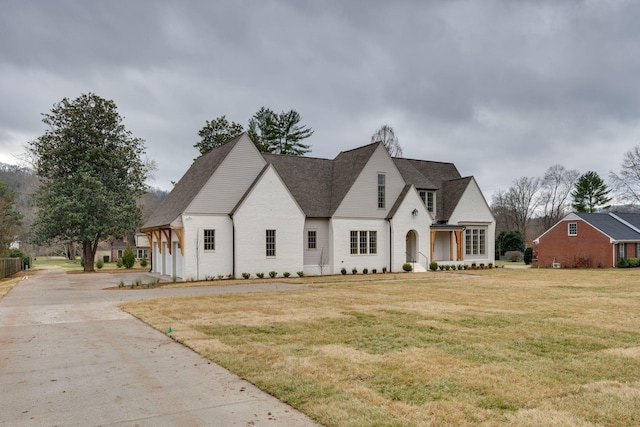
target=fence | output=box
[0,257,22,279]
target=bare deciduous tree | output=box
[538,165,579,233]
[372,125,403,157]
[610,145,640,207]
[491,177,541,242]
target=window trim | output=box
[568,222,577,236]
[465,227,486,256]
[350,230,377,255]
[203,229,216,251]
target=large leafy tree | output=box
[28,93,150,271]
[194,115,244,155]
[495,230,525,257]
[0,181,23,256]
[610,145,640,206]
[248,107,313,155]
[371,124,403,157]
[572,171,612,213]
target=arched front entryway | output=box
[406,230,418,263]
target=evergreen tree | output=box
[248,107,313,155]
[29,93,150,272]
[571,171,611,213]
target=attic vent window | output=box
[568,223,577,236]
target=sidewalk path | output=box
[0,268,320,426]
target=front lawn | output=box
[122,268,640,426]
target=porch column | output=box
[449,232,454,261]
[455,230,463,261]
[430,230,436,262]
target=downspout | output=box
[230,214,236,278]
[388,218,393,273]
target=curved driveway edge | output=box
[0,268,321,426]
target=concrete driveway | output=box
[0,268,321,426]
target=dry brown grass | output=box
[121,269,640,426]
[0,272,24,300]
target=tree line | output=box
[492,147,640,244]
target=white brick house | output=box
[142,133,495,279]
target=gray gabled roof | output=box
[393,158,464,222]
[263,154,333,217]
[142,133,243,229]
[393,158,436,189]
[329,142,380,214]
[575,212,640,241]
[441,177,473,221]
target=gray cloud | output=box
[2,0,640,201]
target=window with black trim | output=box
[307,230,316,250]
[266,230,276,257]
[204,229,215,251]
[378,174,385,209]
[568,223,577,236]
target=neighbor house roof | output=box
[574,212,640,241]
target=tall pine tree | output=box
[571,171,611,213]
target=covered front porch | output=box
[430,224,465,266]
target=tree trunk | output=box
[83,240,96,272]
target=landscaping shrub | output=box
[618,258,630,268]
[269,271,277,278]
[504,251,524,262]
[96,259,104,269]
[116,258,124,268]
[372,268,377,274]
[297,271,304,277]
[429,262,438,271]
[122,245,135,269]
[283,272,291,278]
[140,258,148,268]
[256,272,265,279]
[242,272,250,279]
[352,267,358,275]
[382,266,387,273]
[402,263,413,272]
[103,255,110,263]
[362,268,368,274]
[628,258,640,268]
[341,268,347,275]
[524,247,533,265]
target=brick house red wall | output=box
[537,219,614,268]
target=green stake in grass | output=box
[167,327,172,335]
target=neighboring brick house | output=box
[111,233,150,262]
[534,212,640,268]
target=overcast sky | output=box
[2,0,640,201]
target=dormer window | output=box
[419,190,435,213]
[378,174,385,209]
